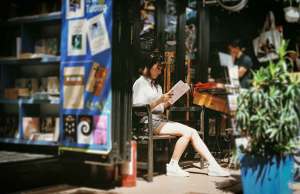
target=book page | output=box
[228,65,240,86]
[218,52,234,67]
[169,80,190,104]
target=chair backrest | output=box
[132,104,152,137]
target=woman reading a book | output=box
[133,53,230,177]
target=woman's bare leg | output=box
[159,122,192,161]
[159,122,218,166]
[190,128,219,166]
[159,122,229,176]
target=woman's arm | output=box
[149,92,172,111]
[133,79,172,112]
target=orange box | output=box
[193,91,229,114]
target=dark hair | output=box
[228,39,242,48]
[147,53,163,68]
[140,51,164,87]
[138,51,163,73]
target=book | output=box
[23,117,40,140]
[168,80,190,104]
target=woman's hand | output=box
[160,91,173,104]
[164,101,172,109]
[150,91,173,111]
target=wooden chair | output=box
[132,104,176,182]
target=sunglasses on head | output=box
[150,53,164,63]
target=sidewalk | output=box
[114,167,241,194]
[18,165,300,194]
[21,167,242,194]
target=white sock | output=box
[169,159,178,166]
[208,160,220,168]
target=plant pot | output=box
[284,6,300,23]
[240,154,294,194]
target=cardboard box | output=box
[18,88,30,97]
[5,88,30,99]
[4,88,18,99]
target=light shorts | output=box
[152,118,168,135]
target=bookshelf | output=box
[7,11,61,24]
[0,99,60,105]
[0,0,61,145]
[0,56,60,65]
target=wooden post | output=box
[164,51,175,119]
[186,59,191,121]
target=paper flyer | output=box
[86,0,106,14]
[68,19,87,56]
[66,0,85,19]
[228,65,240,86]
[63,66,85,109]
[77,116,93,144]
[227,94,238,112]
[87,13,111,55]
[93,115,107,145]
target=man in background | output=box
[228,39,253,89]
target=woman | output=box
[133,54,230,177]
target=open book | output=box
[168,80,190,104]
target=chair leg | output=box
[147,138,153,182]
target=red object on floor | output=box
[121,140,137,187]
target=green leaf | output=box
[236,38,300,156]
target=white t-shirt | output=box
[132,76,164,113]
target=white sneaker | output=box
[208,165,230,177]
[166,163,190,177]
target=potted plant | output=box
[236,40,300,194]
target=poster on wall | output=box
[60,0,112,154]
[87,13,111,55]
[63,66,85,109]
[66,0,85,19]
[67,19,87,56]
[86,0,106,14]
